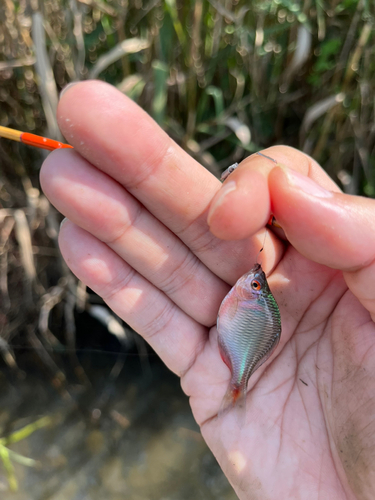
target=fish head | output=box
[234,263,270,300]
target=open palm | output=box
[41,81,375,500]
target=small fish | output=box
[217,263,281,415]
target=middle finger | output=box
[41,150,230,326]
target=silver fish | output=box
[217,263,281,414]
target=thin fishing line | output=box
[256,151,277,163]
[256,229,269,264]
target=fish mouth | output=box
[251,263,261,272]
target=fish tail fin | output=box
[218,382,247,421]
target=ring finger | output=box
[59,221,208,376]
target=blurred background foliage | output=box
[2,0,374,187]
[0,0,374,495]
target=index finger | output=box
[56,81,277,283]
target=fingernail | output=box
[60,82,79,99]
[60,217,68,229]
[284,167,333,198]
[207,181,237,225]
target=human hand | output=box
[41,81,375,500]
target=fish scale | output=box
[217,263,281,414]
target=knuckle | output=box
[125,142,173,191]
[179,218,218,257]
[141,301,176,340]
[104,201,143,246]
[100,266,137,302]
[158,251,201,296]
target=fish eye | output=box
[251,279,261,291]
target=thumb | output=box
[269,166,375,319]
